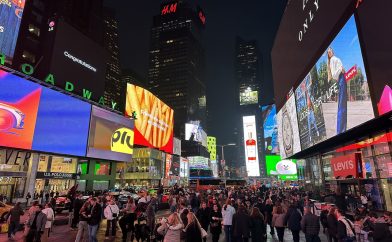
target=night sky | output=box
[105,0,287,146]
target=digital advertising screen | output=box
[242,115,260,177]
[173,137,181,156]
[0,70,91,156]
[188,156,209,169]
[295,15,374,150]
[261,104,279,154]
[266,155,298,180]
[277,93,301,159]
[207,136,216,161]
[125,84,173,153]
[180,157,189,178]
[87,106,134,162]
[171,155,180,177]
[240,90,258,105]
[185,123,207,147]
[48,20,108,101]
[94,161,111,176]
[0,0,25,62]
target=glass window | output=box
[363,156,377,178]
[77,160,89,175]
[38,155,48,172]
[375,154,392,178]
[22,50,36,63]
[50,156,77,173]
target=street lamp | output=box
[216,143,236,177]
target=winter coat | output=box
[272,213,286,228]
[250,216,266,242]
[157,222,183,242]
[184,221,203,242]
[285,207,302,231]
[196,207,211,230]
[104,204,120,220]
[232,212,251,238]
[210,210,222,235]
[327,214,338,236]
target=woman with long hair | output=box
[157,212,183,242]
[272,206,286,242]
[196,201,210,242]
[232,205,251,242]
[184,212,203,242]
[210,204,223,242]
[327,47,347,134]
[250,207,266,242]
[222,199,236,242]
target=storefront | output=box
[115,148,164,188]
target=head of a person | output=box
[251,207,263,219]
[109,199,116,205]
[327,47,334,59]
[201,201,207,209]
[168,212,180,225]
[358,205,365,211]
[266,199,272,205]
[335,208,344,219]
[45,203,52,209]
[90,197,97,206]
[213,204,219,212]
[329,206,336,216]
[15,202,21,208]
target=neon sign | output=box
[161,3,177,15]
[198,11,206,25]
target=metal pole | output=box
[221,146,225,161]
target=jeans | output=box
[276,227,285,242]
[119,213,136,242]
[8,220,19,237]
[88,224,99,242]
[305,234,321,242]
[291,229,300,242]
[224,225,232,242]
[105,219,117,237]
[337,73,347,134]
[75,221,88,242]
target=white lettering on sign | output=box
[0,26,4,32]
[333,160,354,171]
[299,0,320,42]
[64,51,97,72]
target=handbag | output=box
[109,206,118,218]
[195,217,208,238]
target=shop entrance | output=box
[0,185,13,202]
[35,179,75,195]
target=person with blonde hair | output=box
[157,212,184,242]
[327,47,347,134]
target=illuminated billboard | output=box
[185,123,207,147]
[0,0,25,62]
[207,136,216,160]
[0,70,91,156]
[180,157,189,178]
[295,15,374,150]
[261,104,279,154]
[173,137,181,156]
[266,155,298,180]
[240,90,258,105]
[125,84,173,153]
[242,116,260,177]
[277,93,301,159]
[188,156,209,169]
[87,106,134,162]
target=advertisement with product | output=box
[261,104,279,154]
[330,153,362,178]
[47,20,108,100]
[87,106,134,162]
[180,157,189,178]
[242,115,260,177]
[0,70,91,156]
[125,84,173,154]
[185,122,207,147]
[295,15,374,150]
[165,153,172,178]
[207,136,216,160]
[240,89,258,105]
[266,155,298,180]
[277,92,301,159]
[0,0,25,62]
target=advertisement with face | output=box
[242,116,260,177]
[185,123,207,147]
[277,93,301,159]
[295,15,374,150]
[0,0,25,62]
[261,104,279,154]
[125,84,173,153]
[266,155,298,180]
[87,106,134,162]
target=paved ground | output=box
[0,210,329,242]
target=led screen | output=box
[277,93,301,159]
[207,136,216,160]
[188,156,209,169]
[240,90,258,105]
[171,155,180,177]
[165,153,172,178]
[0,70,91,156]
[295,16,374,150]
[242,115,260,177]
[87,106,134,162]
[94,161,110,175]
[180,157,188,177]
[261,104,279,154]
[185,123,207,147]
[125,84,173,153]
[266,155,298,180]
[0,0,25,61]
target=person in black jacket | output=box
[327,207,338,242]
[184,212,203,242]
[87,198,102,242]
[335,209,355,242]
[264,199,274,235]
[210,204,223,242]
[285,203,302,242]
[71,193,84,229]
[233,205,251,242]
[196,201,210,242]
[250,207,266,242]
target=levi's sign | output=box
[331,153,361,178]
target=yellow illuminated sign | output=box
[111,128,134,154]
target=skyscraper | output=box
[103,7,123,112]
[234,37,265,177]
[148,0,206,138]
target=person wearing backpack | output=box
[335,209,355,242]
[286,203,302,242]
[104,198,120,239]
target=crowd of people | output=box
[3,185,392,242]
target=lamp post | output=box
[216,143,236,178]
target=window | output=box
[28,24,40,37]
[22,50,36,63]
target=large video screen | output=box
[0,70,91,156]
[87,106,134,162]
[0,0,25,62]
[242,115,260,177]
[277,93,301,159]
[180,157,189,178]
[188,156,209,169]
[295,15,374,150]
[185,123,207,147]
[261,104,279,154]
[266,155,298,180]
[125,84,173,153]
[49,20,108,101]
[207,136,216,160]
[240,90,258,105]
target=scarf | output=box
[338,217,355,237]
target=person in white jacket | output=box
[41,203,55,242]
[222,199,236,242]
[104,199,120,239]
